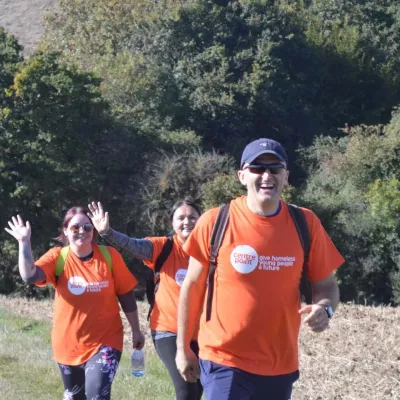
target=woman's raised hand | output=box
[88,202,110,235]
[5,215,31,242]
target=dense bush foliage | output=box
[299,110,400,304]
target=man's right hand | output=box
[88,201,110,235]
[175,348,200,383]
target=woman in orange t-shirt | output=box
[5,206,145,400]
[88,199,203,400]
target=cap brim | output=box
[242,150,286,167]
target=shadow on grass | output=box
[0,354,18,364]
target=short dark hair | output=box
[169,198,202,221]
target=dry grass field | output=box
[0,295,399,399]
[0,0,57,54]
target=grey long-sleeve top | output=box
[99,229,155,315]
[100,228,154,261]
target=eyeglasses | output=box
[69,224,93,233]
[243,163,286,175]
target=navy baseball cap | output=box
[240,138,288,167]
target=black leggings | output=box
[154,336,203,400]
[58,345,121,400]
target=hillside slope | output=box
[0,0,57,55]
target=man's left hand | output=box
[299,304,330,333]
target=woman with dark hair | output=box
[5,207,145,400]
[88,199,203,400]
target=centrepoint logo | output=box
[230,245,258,274]
[175,269,187,287]
[68,276,87,295]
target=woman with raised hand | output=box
[5,207,145,400]
[88,199,203,400]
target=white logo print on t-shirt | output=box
[68,276,87,295]
[230,247,297,274]
[230,245,259,274]
[67,276,110,295]
[175,269,187,287]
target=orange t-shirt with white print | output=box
[183,196,344,376]
[144,235,194,335]
[35,244,137,366]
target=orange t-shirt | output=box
[35,244,137,365]
[145,235,193,335]
[183,196,344,376]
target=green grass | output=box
[0,307,175,399]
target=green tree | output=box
[0,27,23,103]
[299,107,400,304]
[43,0,400,173]
[0,51,145,295]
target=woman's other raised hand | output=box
[88,202,110,235]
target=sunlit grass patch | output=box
[0,308,61,399]
[0,306,175,400]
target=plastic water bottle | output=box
[131,348,145,377]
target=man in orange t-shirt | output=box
[176,138,344,400]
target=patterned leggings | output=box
[58,345,121,400]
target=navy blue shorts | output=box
[199,359,299,400]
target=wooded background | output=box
[1,0,399,305]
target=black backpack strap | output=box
[155,236,174,274]
[287,204,312,304]
[146,236,174,320]
[206,203,230,321]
